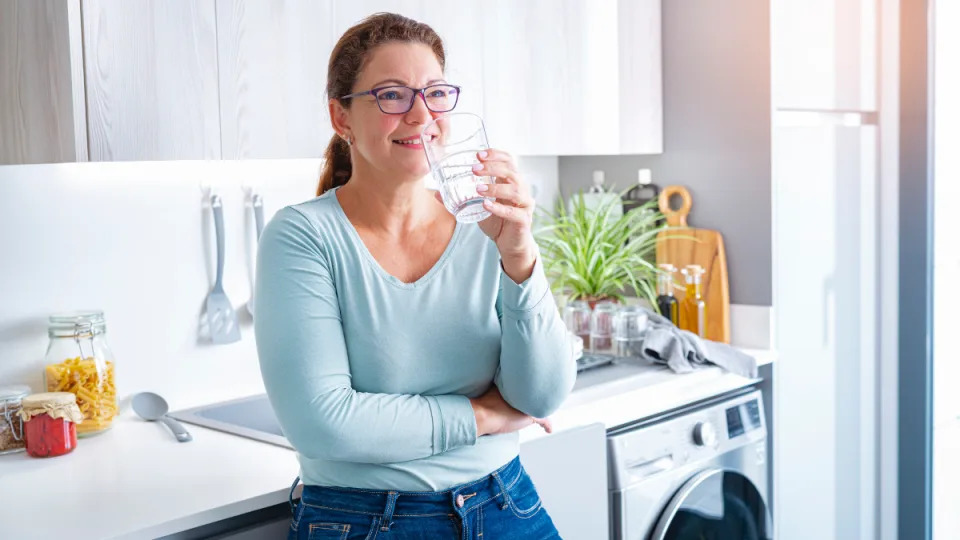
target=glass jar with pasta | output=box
[43,311,118,436]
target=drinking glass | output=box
[422,113,495,223]
[613,306,649,358]
[564,300,593,350]
[590,302,618,353]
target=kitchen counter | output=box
[0,349,775,539]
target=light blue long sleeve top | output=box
[254,187,576,491]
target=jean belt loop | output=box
[288,476,301,514]
[492,471,511,511]
[380,491,400,532]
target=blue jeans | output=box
[287,456,561,539]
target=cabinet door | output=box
[616,0,662,154]
[0,0,86,164]
[519,423,608,540]
[216,1,336,159]
[82,0,221,160]
[479,0,571,156]
[481,0,661,156]
[773,124,878,540]
[773,0,877,111]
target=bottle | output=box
[679,265,707,338]
[622,169,660,213]
[571,171,623,223]
[656,264,680,326]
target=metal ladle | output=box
[132,392,192,443]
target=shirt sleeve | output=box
[254,207,477,463]
[494,255,577,419]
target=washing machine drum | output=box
[650,468,771,540]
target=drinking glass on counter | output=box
[590,302,618,353]
[613,306,648,358]
[563,300,592,349]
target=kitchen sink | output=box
[169,394,293,450]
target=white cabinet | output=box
[480,0,662,156]
[519,423,608,540]
[215,1,336,159]
[283,0,660,158]
[0,0,87,165]
[773,124,878,540]
[2,1,661,162]
[82,0,222,160]
[772,0,877,111]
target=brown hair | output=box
[317,13,446,196]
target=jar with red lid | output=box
[18,392,83,458]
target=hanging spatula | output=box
[205,194,241,344]
[246,193,265,318]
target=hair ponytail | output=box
[317,135,352,196]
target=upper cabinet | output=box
[0,0,86,165]
[215,1,336,159]
[0,0,662,163]
[480,0,662,156]
[772,0,877,111]
[82,0,221,160]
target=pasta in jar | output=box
[44,311,118,436]
[45,357,117,434]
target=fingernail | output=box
[476,184,488,192]
[478,150,488,159]
[472,163,483,172]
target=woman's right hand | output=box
[470,385,553,436]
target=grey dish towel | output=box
[637,307,758,378]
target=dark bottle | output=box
[656,264,679,326]
[622,169,660,214]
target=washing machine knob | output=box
[693,421,717,447]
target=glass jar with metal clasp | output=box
[43,311,118,436]
[0,385,30,454]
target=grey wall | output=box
[558,0,771,306]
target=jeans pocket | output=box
[307,522,351,540]
[506,470,543,519]
[290,500,307,533]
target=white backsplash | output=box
[0,157,559,410]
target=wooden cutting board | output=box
[655,185,731,343]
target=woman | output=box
[255,12,575,539]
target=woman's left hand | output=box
[472,149,538,283]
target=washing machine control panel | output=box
[725,399,763,438]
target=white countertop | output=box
[0,349,775,540]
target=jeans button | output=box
[456,494,465,508]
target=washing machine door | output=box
[650,468,771,540]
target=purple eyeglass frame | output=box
[339,84,461,114]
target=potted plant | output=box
[534,190,667,310]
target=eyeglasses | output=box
[339,84,461,115]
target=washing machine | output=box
[608,388,771,539]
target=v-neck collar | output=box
[331,186,463,289]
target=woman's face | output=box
[336,42,446,181]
